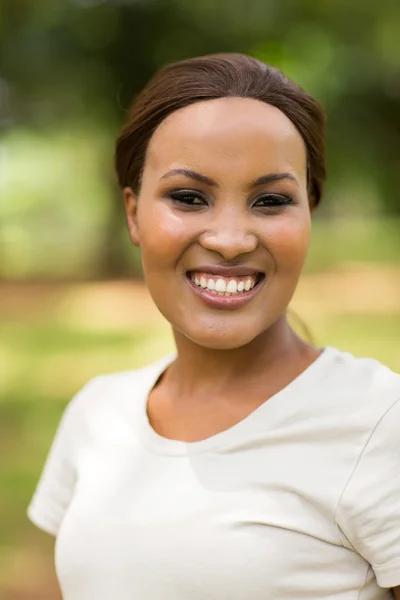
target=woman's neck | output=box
[162,314,319,406]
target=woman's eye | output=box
[253,194,293,208]
[169,190,207,207]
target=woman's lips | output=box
[186,272,265,310]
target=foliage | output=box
[0,0,399,275]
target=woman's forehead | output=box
[145,97,308,181]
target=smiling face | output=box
[123,97,312,350]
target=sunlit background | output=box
[1,0,399,597]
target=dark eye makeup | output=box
[253,194,293,208]
[168,189,294,210]
[168,190,207,206]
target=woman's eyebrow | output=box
[160,168,298,188]
[251,172,298,187]
[160,168,217,187]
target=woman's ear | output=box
[123,187,140,246]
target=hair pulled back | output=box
[115,53,326,206]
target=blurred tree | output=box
[0,0,399,278]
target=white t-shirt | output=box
[28,346,400,600]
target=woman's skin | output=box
[123,96,321,442]
[45,96,400,600]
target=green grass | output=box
[305,216,400,272]
[1,296,400,592]
[0,320,175,564]
[2,314,400,538]
[312,314,400,372]
[2,323,140,353]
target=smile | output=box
[186,271,265,309]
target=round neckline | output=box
[133,346,338,456]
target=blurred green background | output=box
[0,0,399,598]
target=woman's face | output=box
[124,97,312,350]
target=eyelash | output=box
[168,190,293,209]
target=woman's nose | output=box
[198,216,259,260]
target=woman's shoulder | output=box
[100,353,175,389]
[66,353,176,419]
[326,345,400,389]
[321,345,400,420]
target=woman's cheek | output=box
[266,212,311,271]
[139,203,194,264]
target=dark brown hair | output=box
[115,53,326,206]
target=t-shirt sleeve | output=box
[27,377,101,537]
[335,396,400,589]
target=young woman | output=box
[28,54,400,599]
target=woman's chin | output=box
[179,325,261,351]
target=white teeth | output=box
[215,279,227,292]
[191,273,260,295]
[226,279,238,293]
